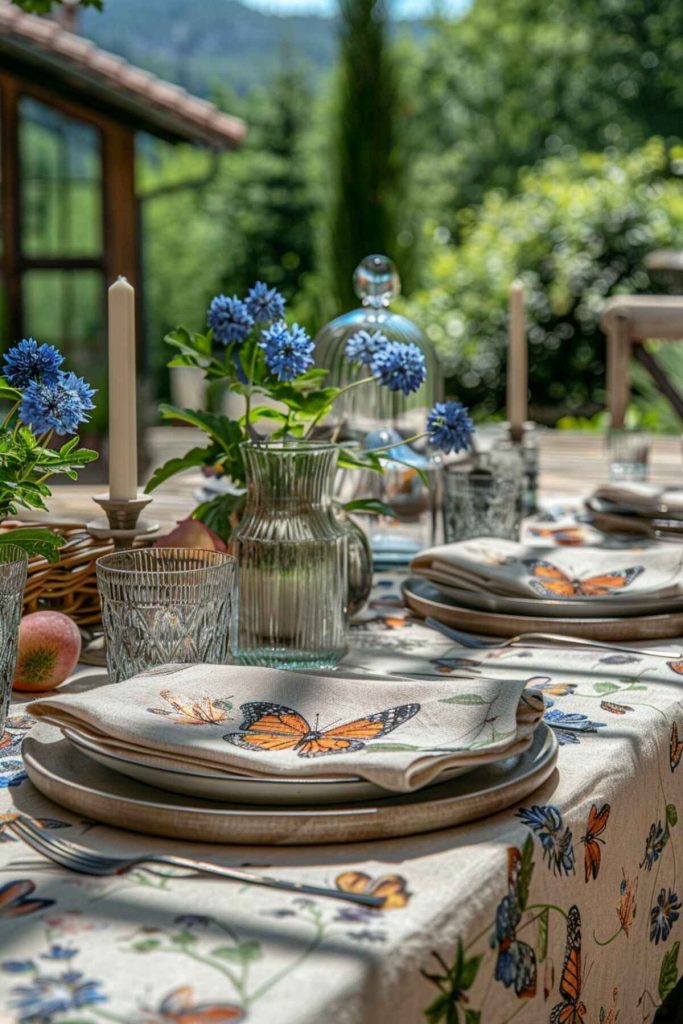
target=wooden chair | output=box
[600,295,683,427]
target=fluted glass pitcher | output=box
[233,441,349,668]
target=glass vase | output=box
[233,441,349,669]
[0,545,28,735]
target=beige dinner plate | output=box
[61,727,480,806]
[22,723,558,845]
[417,568,683,619]
[402,577,683,641]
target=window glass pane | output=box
[22,270,105,392]
[20,97,102,258]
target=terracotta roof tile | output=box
[0,0,245,147]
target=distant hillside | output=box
[81,0,337,96]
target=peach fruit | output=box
[13,611,82,692]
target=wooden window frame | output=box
[0,69,138,345]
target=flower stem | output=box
[593,924,624,946]
[245,344,260,436]
[304,376,376,439]
[367,431,427,455]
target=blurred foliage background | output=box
[19,0,683,428]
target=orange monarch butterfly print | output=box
[600,700,634,715]
[142,986,244,1024]
[223,701,420,758]
[0,879,55,918]
[147,690,233,726]
[523,560,643,599]
[335,871,411,909]
[551,905,586,1024]
[528,526,587,547]
[580,803,610,882]
[667,660,683,676]
[670,722,683,773]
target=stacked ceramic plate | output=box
[23,665,557,845]
[586,484,683,539]
[405,535,683,640]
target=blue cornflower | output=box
[208,294,254,346]
[19,371,96,437]
[245,281,286,324]
[650,888,681,944]
[3,338,63,388]
[259,321,314,382]
[10,970,107,1019]
[345,329,388,368]
[426,400,474,454]
[641,821,667,871]
[1,961,34,973]
[516,804,575,876]
[41,945,78,961]
[371,341,426,395]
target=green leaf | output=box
[460,950,482,989]
[659,940,680,1001]
[518,834,534,912]
[0,381,21,403]
[538,906,549,962]
[0,528,64,563]
[367,741,420,752]
[423,991,455,1024]
[464,1011,481,1024]
[158,405,244,453]
[131,938,161,952]
[193,493,243,542]
[439,694,487,705]
[343,498,398,519]
[667,804,678,828]
[145,445,218,493]
[337,447,384,473]
[171,930,197,946]
[211,941,261,962]
[593,682,620,695]
[241,406,289,426]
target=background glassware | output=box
[608,429,650,482]
[0,545,28,734]
[233,441,348,669]
[97,548,235,683]
[442,448,524,543]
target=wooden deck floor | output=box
[36,427,683,531]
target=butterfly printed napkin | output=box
[411,537,683,601]
[27,663,544,793]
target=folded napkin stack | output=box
[412,537,683,602]
[593,484,683,517]
[28,663,545,794]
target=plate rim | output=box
[23,723,557,819]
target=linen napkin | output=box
[593,483,683,518]
[28,663,544,793]
[411,537,683,601]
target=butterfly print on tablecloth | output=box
[494,847,537,998]
[551,905,587,1024]
[580,803,610,882]
[223,701,420,757]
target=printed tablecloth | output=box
[1,575,682,1023]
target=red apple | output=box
[13,611,82,692]
[153,517,227,551]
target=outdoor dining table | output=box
[1,566,682,1024]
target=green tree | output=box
[326,0,410,312]
[413,0,683,225]
[402,139,683,424]
[11,0,102,12]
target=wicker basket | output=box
[2,521,116,626]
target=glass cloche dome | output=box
[315,254,442,439]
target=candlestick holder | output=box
[87,494,160,549]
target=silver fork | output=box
[5,817,383,908]
[424,617,681,659]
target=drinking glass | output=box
[442,448,524,543]
[0,545,28,735]
[608,429,650,482]
[97,548,235,683]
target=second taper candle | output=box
[108,276,138,500]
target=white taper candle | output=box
[507,279,528,442]
[108,276,138,500]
